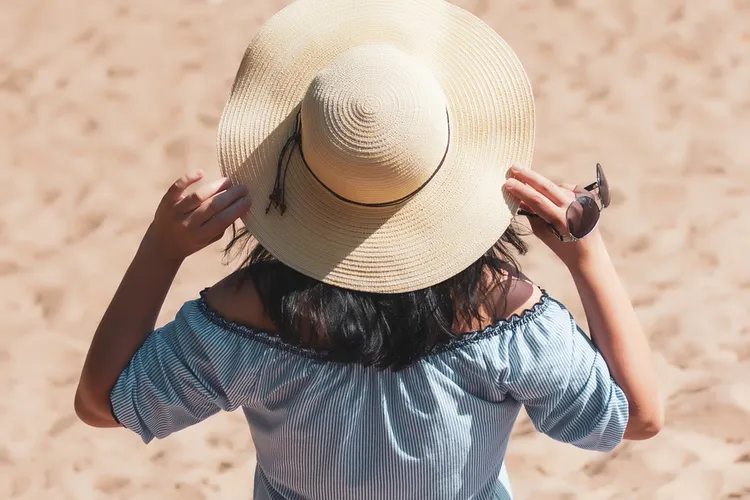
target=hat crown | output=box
[300,44,450,205]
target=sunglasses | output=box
[517,163,611,242]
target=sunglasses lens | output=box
[567,194,601,239]
[596,163,611,208]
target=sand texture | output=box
[2,0,750,498]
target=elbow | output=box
[74,386,120,428]
[624,408,664,440]
[626,420,662,440]
[73,388,101,427]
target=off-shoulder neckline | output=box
[194,287,552,362]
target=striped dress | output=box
[110,289,629,499]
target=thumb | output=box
[208,232,225,245]
[164,170,205,203]
[527,214,564,245]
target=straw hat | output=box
[217,0,535,293]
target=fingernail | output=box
[505,178,519,188]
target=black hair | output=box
[223,222,528,371]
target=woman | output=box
[75,0,663,498]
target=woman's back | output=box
[74,1,662,496]
[109,278,628,499]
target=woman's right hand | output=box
[503,165,606,269]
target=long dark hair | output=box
[223,223,528,371]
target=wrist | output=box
[563,232,611,276]
[140,225,185,267]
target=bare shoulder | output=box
[203,271,278,333]
[494,269,545,321]
[501,278,544,319]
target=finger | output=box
[504,178,562,225]
[207,232,224,245]
[192,184,249,224]
[508,165,573,207]
[517,200,535,214]
[176,177,233,213]
[164,170,205,202]
[199,195,251,238]
[527,213,561,240]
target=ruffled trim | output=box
[195,288,551,363]
[429,289,551,355]
[196,288,335,360]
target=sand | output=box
[2,0,749,498]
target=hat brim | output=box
[217,0,535,293]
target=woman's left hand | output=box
[504,165,604,269]
[145,170,251,262]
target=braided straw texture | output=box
[217,0,535,293]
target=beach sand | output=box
[1,0,749,498]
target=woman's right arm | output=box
[504,165,663,440]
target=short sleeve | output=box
[500,297,629,452]
[110,299,268,444]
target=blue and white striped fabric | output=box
[111,289,628,499]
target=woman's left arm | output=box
[74,170,250,427]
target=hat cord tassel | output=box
[265,110,303,216]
